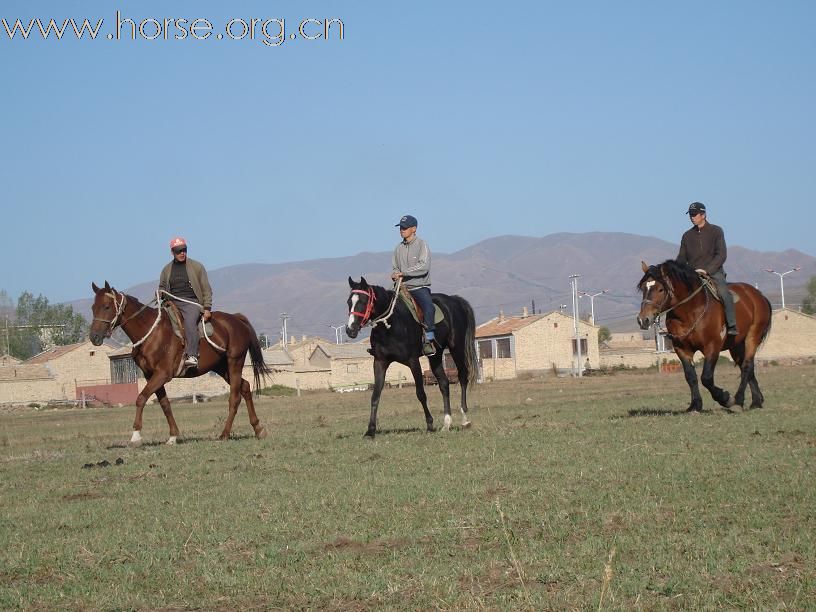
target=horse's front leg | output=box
[408,358,435,433]
[700,351,734,409]
[677,350,703,412]
[365,359,389,438]
[131,372,172,445]
[155,385,180,445]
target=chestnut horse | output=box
[89,281,272,444]
[637,260,772,412]
[345,277,478,437]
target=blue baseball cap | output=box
[395,215,418,229]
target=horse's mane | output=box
[638,259,700,292]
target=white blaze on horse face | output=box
[646,280,656,290]
[347,294,359,328]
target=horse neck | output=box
[119,295,159,343]
[666,275,705,317]
[371,285,393,318]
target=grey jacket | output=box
[158,258,213,309]
[392,237,431,288]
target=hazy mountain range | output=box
[74,232,815,339]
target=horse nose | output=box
[637,316,650,330]
[345,325,357,339]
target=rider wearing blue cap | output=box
[391,215,436,356]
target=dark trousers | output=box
[711,270,737,328]
[174,300,202,357]
[409,287,435,334]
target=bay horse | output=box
[637,260,772,412]
[345,277,478,437]
[88,281,272,444]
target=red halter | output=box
[350,288,376,326]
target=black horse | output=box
[345,277,478,437]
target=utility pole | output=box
[569,274,582,377]
[280,313,291,346]
[579,290,608,325]
[764,267,800,309]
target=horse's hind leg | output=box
[218,358,245,440]
[429,353,453,430]
[240,377,267,439]
[450,346,471,428]
[408,358,435,433]
[747,363,764,408]
[729,344,749,408]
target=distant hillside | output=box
[73,232,816,338]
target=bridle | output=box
[92,291,127,337]
[92,290,155,338]
[349,287,376,327]
[641,269,709,340]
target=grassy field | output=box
[1,364,815,610]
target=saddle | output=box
[398,285,444,328]
[163,302,218,376]
[699,275,740,304]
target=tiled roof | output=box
[475,314,546,338]
[314,341,372,360]
[24,342,86,364]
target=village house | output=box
[475,309,599,380]
[0,341,117,405]
[756,308,816,364]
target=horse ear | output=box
[92,282,100,293]
[104,281,111,291]
[360,277,368,288]
[348,276,355,288]
[641,261,649,273]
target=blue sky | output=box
[2,0,814,303]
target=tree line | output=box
[0,289,87,360]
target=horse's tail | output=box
[236,313,274,391]
[759,294,773,347]
[452,295,479,392]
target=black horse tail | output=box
[236,314,274,391]
[452,296,479,392]
[759,295,773,347]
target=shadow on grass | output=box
[105,433,254,449]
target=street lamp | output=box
[579,289,608,325]
[329,325,345,344]
[764,267,800,309]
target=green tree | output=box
[8,291,88,360]
[803,277,816,315]
[598,325,612,346]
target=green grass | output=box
[1,364,815,609]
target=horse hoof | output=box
[462,420,472,429]
[166,436,177,445]
[256,427,267,439]
[725,396,736,408]
[364,431,376,438]
[218,434,230,441]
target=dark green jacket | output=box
[677,222,728,275]
[158,258,213,309]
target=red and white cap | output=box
[169,237,187,249]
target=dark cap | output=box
[395,214,418,229]
[687,202,706,215]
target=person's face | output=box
[399,225,417,241]
[172,246,188,262]
[689,211,706,227]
